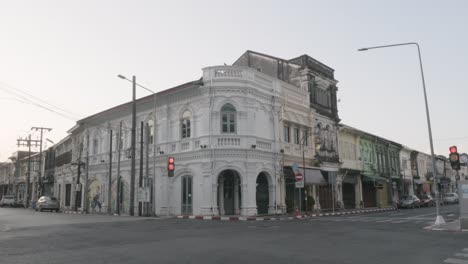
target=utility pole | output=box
[130,75,136,216]
[71,143,85,212]
[116,122,122,215]
[17,135,40,208]
[31,127,52,199]
[83,132,90,214]
[145,122,150,216]
[139,121,144,216]
[108,130,113,215]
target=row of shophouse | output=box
[0,50,465,216]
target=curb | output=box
[62,211,85,215]
[176,207,396,221]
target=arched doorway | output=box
[256,172,269,215]
[218,170,241,215]
[181,175,193,215]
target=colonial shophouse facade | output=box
[25,50,461,216]
[51,51,340,216]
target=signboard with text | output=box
[137,187,150,202]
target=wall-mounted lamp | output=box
[251,145,256,149]
[280,149,284,153]
[159,151,165,155]
[200,145,208,149]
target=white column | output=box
[336,176,344,209]
[408,179,415,195]
[355,176,363,209]
[211,182,219,215]
[313,185,321,210]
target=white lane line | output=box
[376,219,393,223]
[392,220,412,224]
[444,258,468,264]
[455,253,468,258]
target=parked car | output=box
[0,195,16,207]
[398,195,421,209]
[35,196,60,212]
[443,193,459,204]
[419,195,435,207]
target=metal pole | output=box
[358,42,444,225]
[152,93,157,216]
[417,45,443,224]
[130,75,136,216]
[108,130,113,215]
[25,135,31,208]
[84,132,90,214]
[38,130,43,198]
[145,123,150,216]
[139,121,144,216]
[116,122,122,215]
[302,144,306,215]
[75,144,83,212]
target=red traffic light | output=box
[168,157,175,164]
[450,146,458,154]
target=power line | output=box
[0,85,78,121]
[0,81,81,117]
[434,136,468,142]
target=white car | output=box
[0,195,16,207]
[443,193,459,204]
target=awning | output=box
[362,175,388,182]
[301,168,327,185]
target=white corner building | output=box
[58,51,341,216]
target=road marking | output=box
[448,214,455,217]
[376,219,393,223]
[391,220,411,224]
[463,249,468,252]
[455,253,468,258]
[444,258,468,264]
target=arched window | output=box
[221,103,236,133]
[181,110,192,139]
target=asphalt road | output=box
[0,205,466,264]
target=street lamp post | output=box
[117,74,156,217]
[358,42,445,226]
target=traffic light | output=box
[449,146,461,171]
[168,157,175,177]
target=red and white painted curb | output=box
[176,207,395,221]
[62,211,85,215]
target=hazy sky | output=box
[1,0,467,161]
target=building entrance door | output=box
[181,176,192,215]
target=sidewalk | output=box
[176,207,396,221]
